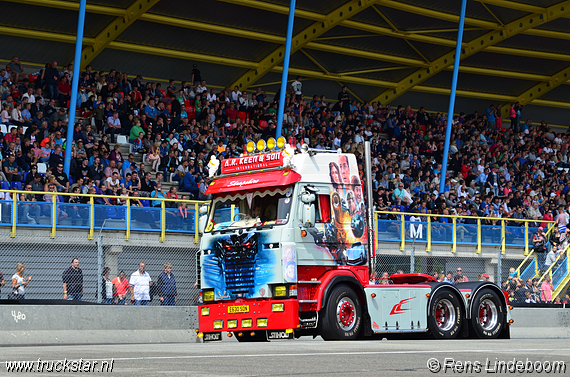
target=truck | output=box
[197,138,511,342]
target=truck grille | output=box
[215,233,258,296]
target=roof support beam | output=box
[0,24,562,85]
[79,0,160,68]
[372,1,570,105]
[7,0,570,66]
[230,0,376,91]
[501,65,570,117]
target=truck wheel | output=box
[320,284,362,340]
[428,289,462,339]
[470,289,505,339]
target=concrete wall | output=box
[1,304,568,345]
[0,305,199,345]
[510,307,570,339]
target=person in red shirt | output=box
[226,102,238,122]
[111,271,130,305]
[58,75,71,107]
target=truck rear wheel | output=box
[320,284,362,340]
[428,289,462,339]
[470,289,505,339]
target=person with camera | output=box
[151,182,166,207]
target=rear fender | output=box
[427,282,466,318]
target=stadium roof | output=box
[2,0,570,125]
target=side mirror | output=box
[199,214,208,234]
[302,203,315,228]
[301,193,315,204]
[199,205,208,216]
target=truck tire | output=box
[470,289,505,339]
[428,289,462,339]
[320,284,362,340]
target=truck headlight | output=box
[257,318,268,327]
[227,320,237,329]
[213,320,223,329]
[203,290,215,302]
[274,286,287,297]
[272,303,284,312]
[201,307,210,316]
[242,319,252,328]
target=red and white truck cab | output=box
[197,138,511,342]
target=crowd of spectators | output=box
[1,55,570,235]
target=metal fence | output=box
[0,231,200,306]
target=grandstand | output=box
[0,0,569,303]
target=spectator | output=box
[10,262,32,300]
[112,271,129,305]
[101,267,115,305]
[157,262,177,306]
[455,267,469,282]
[545,246,557,271]
[540,275,554,303]
[3,154,20,182]
[533,227,547,269]
[62,258,83,301]
[129,262,153,306]
[151,182,166,207]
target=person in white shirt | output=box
[21,88,36,104]
[129,262,153,305]
[290,76,302,101]
[206,88,217,102]
[106,172,121,188]
[230,86,241,104]
[196,80,207,94]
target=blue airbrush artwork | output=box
[202,232,275,299]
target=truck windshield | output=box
[206,187,293,232]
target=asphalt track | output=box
[2,337,569,376]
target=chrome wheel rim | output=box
[337,297,356,331]
[478,298,498,331]
[435,299,456,332]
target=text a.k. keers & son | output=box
[222,152,284,173]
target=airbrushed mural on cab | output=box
[307,154,368,266]
[202,232,276,300]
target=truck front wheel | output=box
[428,289,462,339]
[320,284,362,340]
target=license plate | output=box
[228,305,249,314]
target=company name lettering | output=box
[222,152,283,173]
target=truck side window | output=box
[316,195,331,223]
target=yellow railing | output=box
[375,210,556,254]
[0,189,208,242]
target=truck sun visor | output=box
[206,170,302,195]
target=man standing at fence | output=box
[62,258,83,301]
[130,262,152,305]
[157,263,177,306]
